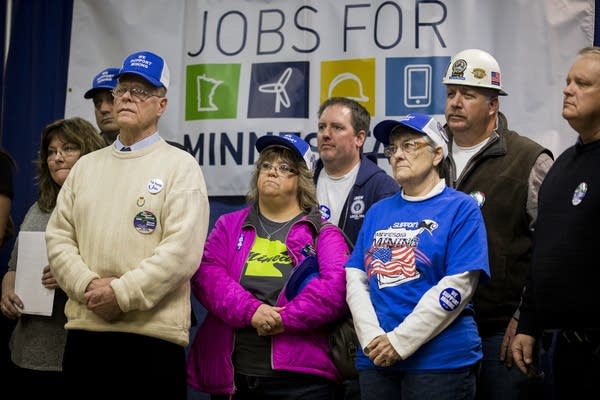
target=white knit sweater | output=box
[45,139,209,346]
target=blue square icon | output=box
[385,57,450,116]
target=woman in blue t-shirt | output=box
[345,113,490,400]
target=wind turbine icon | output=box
[258,67,293,113]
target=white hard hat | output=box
[442,49,507,95]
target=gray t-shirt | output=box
[8,202,68,371]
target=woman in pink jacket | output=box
[187,134,350,399]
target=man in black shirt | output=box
[512,46,600,399]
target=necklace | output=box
[258,214,294,239]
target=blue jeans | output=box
[359,367,476,400]
[211,372,335,400]
[478,331,542,400]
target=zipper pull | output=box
[301,243,316,256]
[236,233,244,250]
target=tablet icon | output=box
[404,65,431,108]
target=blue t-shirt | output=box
[347,187,490,371]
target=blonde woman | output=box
[188,134,349,399]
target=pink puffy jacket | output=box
[187,207,349,395]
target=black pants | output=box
[63,330,186,400]
[211,372,335,400]
[549,330,600,399]
[10,363,65,397]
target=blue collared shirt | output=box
[114,132,162,152]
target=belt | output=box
[558,329,600,345]
[545,329,600,359]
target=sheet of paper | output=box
[14,231,54,316]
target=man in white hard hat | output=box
[442,48,553,400]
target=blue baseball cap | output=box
[116,50,170,89]
[374,113,449,158]
[83,67,119,99]
[285,255,319,301]
[256,134,315,170]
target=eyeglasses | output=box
[47,144,80,161]
[112,85,160,102]
[259,161,298,177]
[384,140,430,158]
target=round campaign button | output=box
[133,211,157,234]
[439,287,462,311]
[319,204,331,222]
[469,191,486,208]
[147,178,164,195]
[572,182,588,206]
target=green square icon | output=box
[185,63,241,120]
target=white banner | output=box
[66,0,594,195]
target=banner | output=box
[66,0,594,195]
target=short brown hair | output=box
[318,97,371,135]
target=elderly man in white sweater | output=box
[45,50,209,399]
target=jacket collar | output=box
[243,204,322,235]
[314,154,386,188]
[445,112,509,158]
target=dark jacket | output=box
[314,154,399,246]
[518,139,600,336]
[443,112,552,335]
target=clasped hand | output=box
[251,304,285,336]
[85,277,121,321]
[365,334,401,367]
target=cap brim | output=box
[83,86,114,99]
[116,71,163,88]
[256,136,300,157]
[373,120,404,145]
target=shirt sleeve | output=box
[387,270,479,360]
[526,153,553,229]
[346,267,386,350]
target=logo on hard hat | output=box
[472,68,486,79]
[450,59,467,79]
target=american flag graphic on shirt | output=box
[368,246,417,279]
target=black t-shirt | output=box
[234,214,302,376]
